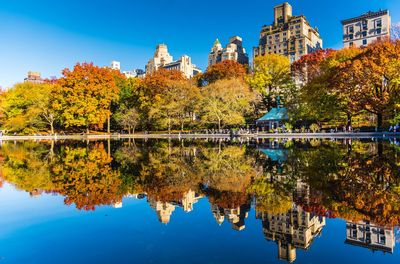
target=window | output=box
[376,28,382,34]
[362,20,368,31]
[349,42,354,47]
[375,19,382,28]
[362,31,367,37]
[349,34,354,40]
[363,39,367,45]
[348,25,354,34]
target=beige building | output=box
[24,71,44,84]
[208,36,249,66]
[146,44,202,78]
[345,221,395,253]
[342,10,391,48]
[110,60,121,71]
[253,2,323,63]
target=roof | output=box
[214,38,221,46]
[341,10,389,25]
[257,107,289,122]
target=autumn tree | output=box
[150,79,201,132]
[201,78,256,130]
[335,41,400,128]
[136,69,185,130]
[55,63,120,133]
[326,47,365,126]
[247,54,294,112]
[199,60,246,85]
[1,82,59,134]
[292,49,335,84]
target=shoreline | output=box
[0,132,399,141]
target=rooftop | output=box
[341,10,389,25]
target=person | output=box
[389,125,393,132]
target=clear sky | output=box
[0,0,399,88]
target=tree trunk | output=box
[377,113,383,130]
[168,117,171,134]
[347,113,352,127]
[50,122,54,135]
[218,118,221,131]
[107,114,110,134]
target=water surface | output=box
[0,138,399,263]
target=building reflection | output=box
[211,203,251,231]
[149,189,203,224]
[257,204,325,263]
[345,221,395,253]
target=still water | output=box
[0,138,399,264]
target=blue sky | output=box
[0,0,399,88]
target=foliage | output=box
[199,60,246,85]
[0,82,59,134]
[247,54,294,112]
[200,78,256,129]
[334,41,400,128]
[55,63,120,132]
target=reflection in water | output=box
[346,221,395,253]
[0,138,400,262]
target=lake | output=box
[0,138,399,264]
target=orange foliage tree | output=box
[333,41,400,128]
[55,63,121,132]
[199,60,246,85]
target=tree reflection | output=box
[0,138,399,251]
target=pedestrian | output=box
[389,125,393,132]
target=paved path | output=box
[0,132,399,141]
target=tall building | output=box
[24,71,44,84]
[208,36,249,66]
[253,2,323,63]
[341,10,391,48]
[345,221,395,253]
[110,61,121,71]
[146,44,202,78]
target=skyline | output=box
[1,0,399,88]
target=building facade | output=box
[110,61,121,71]
[123,69,145,79]
[146,44,202,78]
[253,2,323,63]
[208,36,249,66]
[24,71,44,84]
[341,10,391,48]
